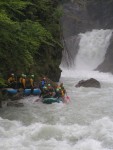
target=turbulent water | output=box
[0,29,113,150]
[75,29,112,70]
[0,73,113,150]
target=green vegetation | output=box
[0,0,63,82]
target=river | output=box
[0,70,113,150]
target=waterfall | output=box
[61,29,113,71]
[75,29,112,70]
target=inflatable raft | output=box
[42,97,63,104]
[6,89,18,95]
[23,89,31,96]
[32,88,41,95]
[5,88,41,96]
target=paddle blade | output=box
[64,95,71,103]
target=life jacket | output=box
[30,78,34,88]
[61,90,65,96]
[8,76,16,83]
[21,78,26,89]
[60,85,66,94]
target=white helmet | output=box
[31,75,34,78]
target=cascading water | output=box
[75,29,112,71]
[61,29,113,80]
[61,29,113,71]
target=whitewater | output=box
[0,29,113,150]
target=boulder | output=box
[75,78,101,88]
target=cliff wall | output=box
[61,0,113,73]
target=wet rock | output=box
[75,78,101,88]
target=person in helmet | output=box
[19,73,24,86]
[29,75,34,88]
[18,73,25,89]
[59,83,66,97]
[39,77,47,91]
[19,73,24,82]
[21,74,27,89]
[54,88,62,98]
[47,83,55,97]
[7,73,17,88]
[41,86,49,98]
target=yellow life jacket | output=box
[21,78,26,88]
[30,78,34,87]
[8,77,15,83]
[61,90,65,96]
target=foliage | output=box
[0,77,7,87]
[0,0,62,80]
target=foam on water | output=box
[0,116,113,150]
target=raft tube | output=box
[6,88,41,96]
[32,89,41,95]
[42,97,63,104]
[24,89,31,96]
[6,89,18,95]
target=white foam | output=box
[0,117,113,150]
[75,29,112,70]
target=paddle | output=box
[65,91,71,103]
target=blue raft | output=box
[24,89,31,96]
[23,88,41,96]
[6,89,18,95]
[42,97,63,104]
[6,88,41,96]
[32,89,41,95]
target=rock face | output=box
[75,78,101,88]
[61,0,113,37]
[61,0,113,73]
[96,35,113,73]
